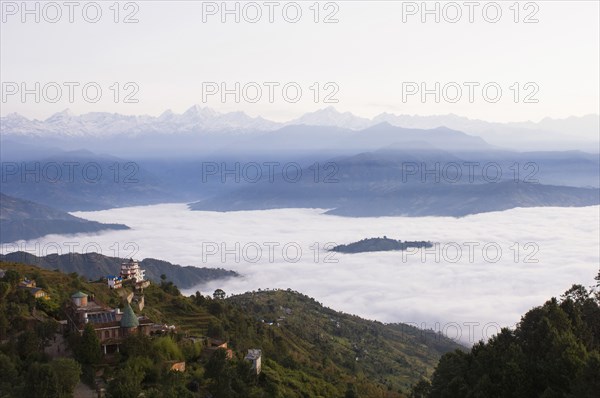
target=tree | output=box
[207,320,225,339]
[208,300,224,316]
[17,329,42,361]
[193,291,206,306]
[152,336,184,361]
[562,284,589,304]
[213,289,226,300]
[0,281,10,300]
[410,379,431,398]
[572,351,600,397]
[36,319,59,349]
[344,383,359,398]
[120,331,152,359]
[0,310,9,340]
[50,358,81,398]
[205,348,236,397]
[429,350,470,398]
[181,339,203,362]
[2,269,20,286]
[107,363,144,398]
[0,352,18,396]
[146,371,194,398]
[31,271,48,289]
[426,279,600,398]
[75,323,101,365]
[160,280,181,296]
[25,362,59,398]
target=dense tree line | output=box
[331,237,433,254]
[411,274,600,398]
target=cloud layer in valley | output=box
[3,204,598,344]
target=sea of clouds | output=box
[4,204,599,345]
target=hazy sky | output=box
[1,1,599,122]
[3,204,598,345]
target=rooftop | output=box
[71,291,87,299]
[87,311,118,324]
[245,349,262,360]
[120,303,139,328]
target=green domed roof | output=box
[71,291,87,299]
[120,303,139,328]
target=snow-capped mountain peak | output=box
[45,108,75,122]
[183,105,219,119]
[1,107,598,148]
[288,106,372,130]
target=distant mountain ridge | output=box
[191,180,600,217]
[2,145,598,214]
[0,251,238,289]
[190,147,600,217]
[1,106,279,136]
[0,151,177,211]
[0,193,129,243]
[2,106,597,151]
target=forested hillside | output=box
[411,272,600,398]
[0,261,460,398]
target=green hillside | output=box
[0,260,461,397]
[0,251,238,289]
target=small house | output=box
[29,287,49,300]
[107,275,123,289]
[18,279,50,300]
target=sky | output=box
[3,204,599,345]
[1,0,599,123]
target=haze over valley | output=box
[3,203,598,346]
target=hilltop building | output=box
[120,258,150,289]
[120,258,146,282]
[65,291,153,354]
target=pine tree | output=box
[75,323,101,365]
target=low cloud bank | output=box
[4,204,598,345]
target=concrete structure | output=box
[245,349,262,375]
[120,258,146,282]
[107,275,123,289]
[71,291,88,307]
[132,294,145,311]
